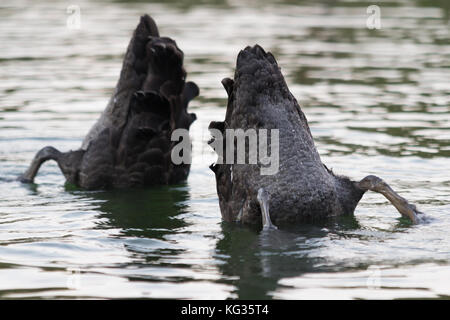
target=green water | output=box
[0,0,449,299]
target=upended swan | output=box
[18,15,198,189]
[209,45,423,227]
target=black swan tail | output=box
[20,15,198,189]
[79,15,198,189]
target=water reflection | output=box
[73,185,191,265]
[215,217,365,299]
[89,186,190,237]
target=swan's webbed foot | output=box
[357,175,423,224]
[257,188,277,231]
[17,175,33,184]
[17,146,61,184]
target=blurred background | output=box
[0,0,449,299]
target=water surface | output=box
[0,0,449,299]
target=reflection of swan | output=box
[209,45,423,228]
[215,213,366,299]
[88,186,190,239]
[215,221,344,299]
[19,15,198,189]
[73,185,191,278]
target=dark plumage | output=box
[209,45,422,228]
[19,15,198,189]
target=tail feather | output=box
[21,14,197,189]
[82,15,162,150]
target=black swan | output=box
[19,15,198,189]
[209,45,423,228]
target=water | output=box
[0,0,449,299]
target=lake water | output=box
[0,0,449,299]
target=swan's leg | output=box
[257,188,277,230]
[356,175,423,223]
[18,146,61,183]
